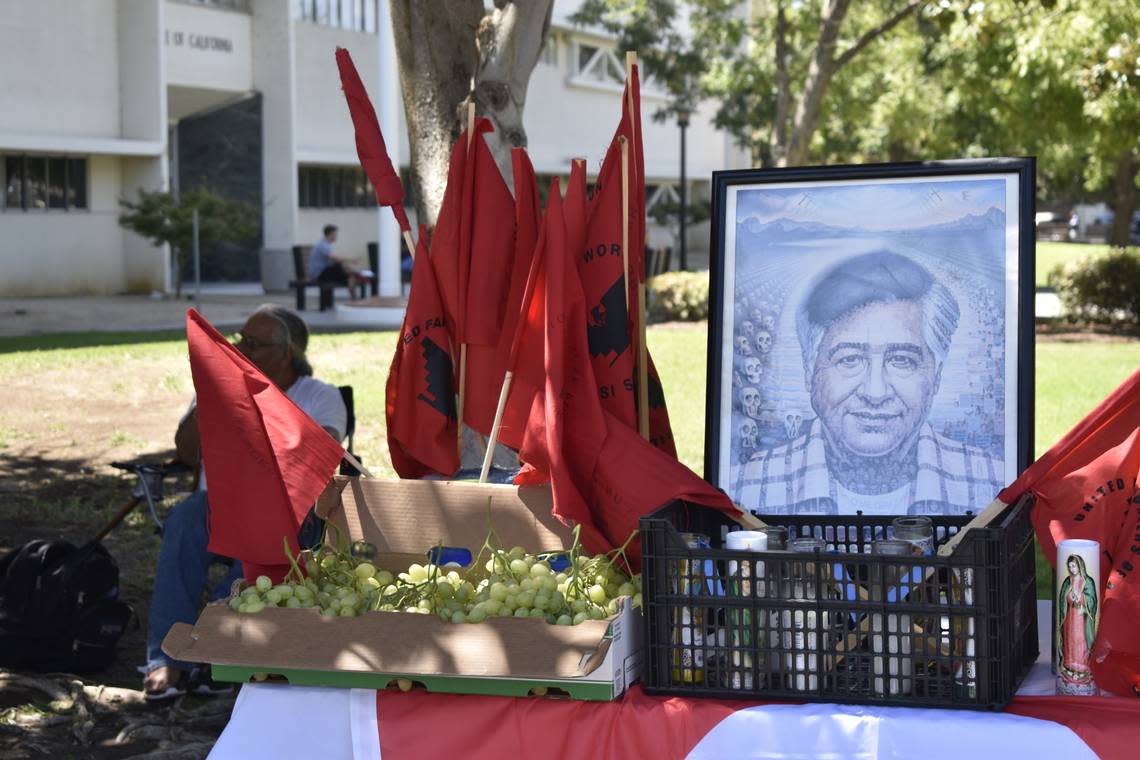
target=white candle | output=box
[1055,538,1101,696]
[726,530,768,689]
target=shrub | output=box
[648,271,709,322]
[1048,247,1140,328]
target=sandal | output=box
[144,666,189,702]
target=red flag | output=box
[186,309,344,583]
[999,368,1140,697]
[385,226,459,479]
[481,149,546,452]
[579,63,677,456]
[516,181,740,566]
[334,47,410,232]
[459,124,520,436]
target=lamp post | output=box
[675,103,693,271]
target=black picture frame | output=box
[705,158,1035,517]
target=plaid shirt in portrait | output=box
[736,419,1005,515]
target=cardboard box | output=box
[163,477,642,701]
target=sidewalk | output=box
[0,285,407,338]
[0,283,1063,339]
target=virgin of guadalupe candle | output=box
[1055,539,1101,696]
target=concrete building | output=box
[0,0,746,298]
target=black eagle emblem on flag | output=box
[417,336,456,420]
[587,276,630,366]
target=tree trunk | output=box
[1109,151,1138,248]
[769,1,791,167]
[389,1,552,228]
[782,0,851,167]
[466,1,554,184]
[389,0,482,229]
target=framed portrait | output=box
[706,158,1034,517]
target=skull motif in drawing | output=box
[753,329,773,355]
[739,386,762,418]
[739,419,759,450]
[784,411,804,440]
[744,357,763,385]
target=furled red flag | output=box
[516,178,740,566]
[334,47,410,232]
[385,226,459,479]
[186,309,345,584]
[998,368,1140,697]
[483,149,545,452]
[428,119,517,437]
[461,129,522,437]
[579,62,677,456]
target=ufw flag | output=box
[580,62,676,456]
[186,309,344,583]
[334,47,410,233]
[385,226,459,479]
[515,174,740,568]
[999,368,1140,697]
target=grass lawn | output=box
[1035,241,1114,288]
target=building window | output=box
[294,0,380,33]
[2,155,87,211]
[574,43,625,86]
[298,165,380,209]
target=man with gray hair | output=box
[738,250,1003,516]
[144,304,346,700]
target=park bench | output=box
[289,246,377,311]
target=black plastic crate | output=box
[639,495,1038,709]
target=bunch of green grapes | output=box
[231,521,642,625]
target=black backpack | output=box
[0,539,133,673]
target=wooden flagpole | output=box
[479,370,513,483]
[622,52,651,441]
[403,230,417,261]
[341,448,374,479]
[456,102,476,454]
[619,138,631,316]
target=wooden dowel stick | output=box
[457,343,468,449]
[457,101,476,453]
[403,230,416,261]
[341,449,374,479]
[619,137,630,315]
[479,370,514,483]
[637,283,650,441]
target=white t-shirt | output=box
[188,375,347,491]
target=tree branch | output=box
[834,0,923,70]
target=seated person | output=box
[143,304,346,700]
[308,224,369,296]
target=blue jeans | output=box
[146,491,326,673]
[146,490,242,673]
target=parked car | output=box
[1035,209,1070,241]
[1068,204,1140,244]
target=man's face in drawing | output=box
[809,300,941,457]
